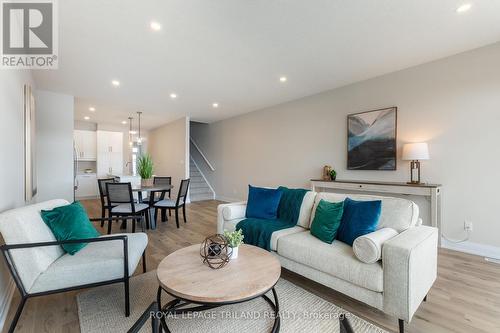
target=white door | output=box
[82,131,97,160]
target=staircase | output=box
[189,158,215,201]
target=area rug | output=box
[77,271,387,333]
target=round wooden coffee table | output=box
[156,244,282,332]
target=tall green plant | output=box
[137,154,154,179]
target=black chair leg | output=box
[101,209,105,227]
[132,218,136,233]
[175,208,180,228]
[107,218,113,235]
[125,278,130,317]
[399,319,404,333]
[169,209,171,217]
[121,218,127,230]
[423,294,427,302]
[161,209,166,222]
[182,204,187,223]
[142,251,147,273]
[154,208,158,224]
[8,296,27,333]
[145,211,151,230]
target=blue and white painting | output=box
[347,107,397,170]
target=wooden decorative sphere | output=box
[200,234,232,269]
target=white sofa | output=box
[0,199,148,333]
[218,192,438,333]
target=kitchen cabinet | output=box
[74,130,97,161]
[75,174,98,198]
[96,131,123,176]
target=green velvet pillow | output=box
[41,201,100,255]
[310,199,344,244]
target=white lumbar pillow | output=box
[353,228,399,264]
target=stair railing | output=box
[190,137,215,171]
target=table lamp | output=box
[402,143,429,184]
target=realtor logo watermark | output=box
[1,0,58,69]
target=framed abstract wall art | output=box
[347,107,397,170]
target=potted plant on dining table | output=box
[137,154,154,187]
[223,229,244,260]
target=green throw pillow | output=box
[310,199,344,244]
[41,201,100,255]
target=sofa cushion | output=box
[270,226,306,251]
[311,193,419,232]
[245,185,283,219]
[337,198,382,246]
[353,228,399,264]
[296,191,316,228]
[310,200,344,243]
[0,200,68,291]
[29,232,148,293]
[222,218,245,232]
[41,201,100,255]
[277,231,383,292]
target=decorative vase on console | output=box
[137,154,154,187]
[224,229,244,260]
[330,169,337,181]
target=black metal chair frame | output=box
[97,177,116,231]
[156,179,190,229]
[149,177,172,222]
[107,182,150,234]
[0,216,147,333]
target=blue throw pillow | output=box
[245,185,283,219]
[337,198,382,246]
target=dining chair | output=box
[97,178,116,227]
[146,176,172,222]
[106,182,150,234]
[154,179,190,228]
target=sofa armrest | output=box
[217,202,246,234]
[382,226,438,322]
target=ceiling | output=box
[34,0,500,130]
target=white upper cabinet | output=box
[74,130,97,161]
[97,130,123,153]
[96,131,124,176]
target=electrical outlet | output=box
[464,220,473,232]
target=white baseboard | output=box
[0,279,16,333]
[441,237,500,260]
[215,195,242,203]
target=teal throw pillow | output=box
[310,199,344,244]
[41,201,100,255]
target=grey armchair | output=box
[0,199,148,333]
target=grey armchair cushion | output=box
[0,199,68,291]
[29,232,148,293]
[111,203,149,214]
[155,198,184,208]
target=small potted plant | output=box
[330,168,337,181]
[137,154,154,186]
[223,229,244,259]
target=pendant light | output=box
[137,111,143,145]
[128,117,133,147]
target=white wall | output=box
[191,42,500,249]
[35,90,75,202]
[0,70,34,330]
[149,117,190,198]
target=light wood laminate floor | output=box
[3,199,500,333]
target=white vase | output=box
[229,246,239,259]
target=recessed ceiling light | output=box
[121,120,127,125]
[84,116,90,120]
[111,80,120,87]
[150,21,161,31]
[89,107,96,112]
[279,76,287,82]
[170,93,177,99]
[456,3,472,13]
[212,103,219,108]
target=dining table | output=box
[131,184,174,230]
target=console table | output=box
[310,179,442,245]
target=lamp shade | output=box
[402,143,429,161]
